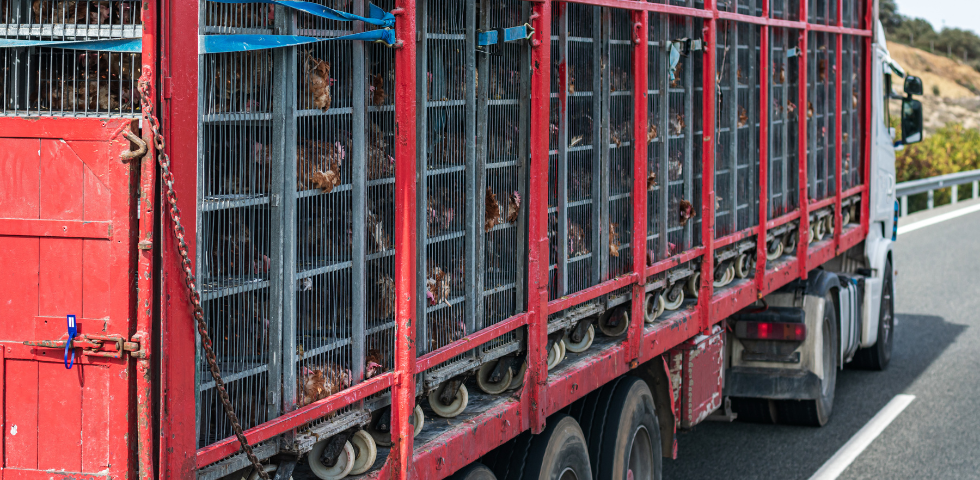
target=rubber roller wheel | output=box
[713,265,735,288]
[546,341,563,371]
[367,405,424,448]
[599,307,630,337]
[565,324,595,353]
[348,430,377,475]
[784,231,798,255]
[767,238,784,261]
[816,216,827,240]
[476,360,514,395]
[428,384,468,418]
[644,292,665,324]
[686,272,700,299]
[507,361,527,390]
[826,215,835,236]
[664,285,684,311]
[734,253,751,279]
[309,439,355,480]
[842,208,851,226]
[412,405,425,437]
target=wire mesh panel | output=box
[768,27,800,219]
[646,14,664,266]
[807,31,836,201]
[717,0,762,16]
[197,40,278,447]
[547,2,601,301]
[0,0,143,116]
[769,0,800,21]
[842,0,864,29]
[477,0,529,360]
[197,0,399,452]
[603,8,634,280]
[841,34,862,190]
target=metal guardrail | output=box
[897,169,980,216]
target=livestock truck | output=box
[0,0,923,478]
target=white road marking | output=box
[898,203,980,235]
[808,394,916,480]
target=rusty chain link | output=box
[137,78,272,480]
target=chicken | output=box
[737,106,749,128]
[610,122,630,148]
[297,140,345,193]
[777,64,786,84]
[818,59,828,83]
[429,319,467,352]
[366,199,390,251]
[370,73,387,106]
[114,1,133,23]
[807,101,814,119]
[367,123,395,180]
[843,132,849,144]
[297,363,352,408]
[570,135,584,148]
[33,0,84,24]
[209,215,268,277]
[375,275,395,319]
[365,349,385,379]
[647,170,658,191]
[647,123,659,143]
[609,222,620,258]
[852,91,859,109]
[567,65,576,94]
[568,221,588,257]
[485,188,503,232]
[670,113,686,136]
[506,191,521,223]
[737,66,746,85]
[303,51,332,111]
[426,264,452,307]
[787,101,797,115]
[678,199,696,226]
[668,152,683,181]
[87,80,121,111]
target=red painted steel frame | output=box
[797,0,809,281]
[151,0,877,477]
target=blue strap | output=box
[0,37,142,52]
[668,42,681,83]
[477,24,533,46]
[208,0,395,28]
[65,315,77,370]
[200,29,395,53]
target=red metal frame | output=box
[148,0,877,477]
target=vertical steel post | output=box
[699,0,718,331]
[136,1,158,477]
[391,0,418,477]
[834,0,843,251]
[797,0,809,279]
[973,181,979,199]
[927,190,934,209]
[628,9,649,365]
[861,0,873,238]
[526,0,551,436]
[951,184,959,204]
[756,0,770,292]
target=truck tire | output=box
[524,414,593,480]
[776,292,838,427]
[589,377,662,480]
[730,397,777,424]
[449,463,497,480]
[852,259,894,371]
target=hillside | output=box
[887,41,980,135]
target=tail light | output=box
[735,321,806,341]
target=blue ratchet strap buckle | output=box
[65,314,78,370]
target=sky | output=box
[897,0,980,36]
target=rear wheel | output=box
[579,377,662,480]
[776,292,838,427]
[524,415,593,480]
[852,259,894,370]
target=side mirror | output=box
[901,98,923,145]
[904,75,923,96]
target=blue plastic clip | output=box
[65,315,77,370]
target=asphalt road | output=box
[663,206,980,480]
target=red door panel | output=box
[0,118,136,480]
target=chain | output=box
[137,78,272,480]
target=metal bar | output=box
[646,247,705,277]
[834,28,843,249]
[901,195,908,217]
[591,6,602,288]
[351,0,368,412]
[629,9,650,365]
[860,0,872,239]
[416,313,530,372]
[974,181,979,199]
[548,273,640,314]
[700,0,718,331]
[952,184,959,204]
[526,0,551,435]
[658,13,670,263]
[927,190,934,209]
[796,3,809,279]
[895,169,980,197]
[466,0,481,365]
[766,209,801,228]
[557,4,569,297]
[756,0,770,291]
[195,373,395,467]
[391,0,418,476]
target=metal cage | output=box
[768,26,800,219]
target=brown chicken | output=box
[807,101,814,119]
[777,64,786,84]
[737,106,749,128]
[33,0,83,24]
[609,222,621,258]
[485,188,503,232]
[304,51,332,111]
[375,276,395,319]
[843,132,849,144]
[647,123,659,143]
[426,264,452,307]
[668,151,683,181]
[367,123,395,180]
[297,363,352,408]
[365,349,385,379]
[670,113,686,136]
[787,101,797,115]
[647,170,658,191]
[678,199,696,227]
[297,140,344,193]
[569,221,588,257]
[428,318,467,352]
[370,73,387,106]
[210,216,269,277]
[818,59,828,83]
[366,199,390,252]
[507,191,521,223]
